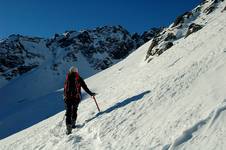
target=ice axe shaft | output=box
[92,96,100,112]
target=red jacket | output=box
[64,72,93,100]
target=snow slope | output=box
[1,1,226,150]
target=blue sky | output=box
[0,0,201,38]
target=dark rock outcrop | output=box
[164,32,177,41]
[204,3,217,14]
[203,0,224,14]
[185,23,203,38]
[141,28,163,42]
[0,35,44,80]
[146,38,160,58]
[172,12,193,28]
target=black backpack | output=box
[64,72,80,99]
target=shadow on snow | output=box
[85,90,151,123]
[0,90,150,139]
[0,91,65,140]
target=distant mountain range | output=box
[0,25,162,85]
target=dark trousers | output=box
[65,98,80,125]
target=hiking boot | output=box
[66,124,72,135]
[72,119,76,129]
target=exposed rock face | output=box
[47,26,138,70]
[146,34,174,59]
[185,23,203,38]
[172,12,193,28]
[204,3,217,14]
[46,25,162,71]
[0,26,162,81]
[0,35,45,80]
[141,28,163,42]
[164,32,177,41]
[145,0,225,62]
[203,0,225,14]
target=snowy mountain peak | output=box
[0,26,162,87]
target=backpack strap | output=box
[64,72,81,99]
[75,72,81,97]
[64,73,69,97]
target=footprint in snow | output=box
[67,135,83,143]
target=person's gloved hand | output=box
[90,92,96,96]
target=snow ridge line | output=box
[164,98,226,150]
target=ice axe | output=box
[92,96,100,112]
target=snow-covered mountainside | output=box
[145,0,226,62]
[0,25,161,87]
[1,0,226,149]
